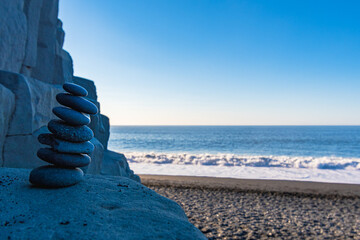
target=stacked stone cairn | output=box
[29,83,98,188]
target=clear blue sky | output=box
[59,0,360,125]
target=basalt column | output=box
[29,83,98,188]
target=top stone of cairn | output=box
[63,83,88,97]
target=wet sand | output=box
[141,175,360,239]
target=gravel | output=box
[145,184,360,240]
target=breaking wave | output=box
[125,152,360,170]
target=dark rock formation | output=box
[0,0,139,182]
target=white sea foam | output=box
[124,152,360,183]
[124,152,360,171]
[129,163,360,184]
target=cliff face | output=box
[0,0,139,182]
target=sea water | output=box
[108,126,360,183]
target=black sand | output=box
[141,175,360,240]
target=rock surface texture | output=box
[0,0,139,182]
[30,83,98,188]
[1,168,206,239]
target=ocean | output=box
[108,126,360,183]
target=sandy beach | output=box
[141,175,360,239]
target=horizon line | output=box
[109,124,360,127]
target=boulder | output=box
[0,167,206,240]
[102,150,141,182]
[0,84,15,165]
[87,113,109,149]
[0,0,27,73]
[100,114,110,149]
[83,138,104,175]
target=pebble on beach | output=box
[146,183,360,240]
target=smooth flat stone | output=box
[53,107,90,126]
[63,83,88,97]
[38,133,94,154]
[56,93,98,115]
[37,148,91,168]
[48,119,94,142]
[29,165,84,188]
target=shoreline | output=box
[140,174,360,197]
[129,163,360,184]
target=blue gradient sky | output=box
[59,1,360,125]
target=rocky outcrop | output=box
[0,0,27,73]
[0,71,63,135]
[102,150,141,182]
[0,0,139,181]
[0,84,15,165]
[0,168,206,239]
[22,0,42,71]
